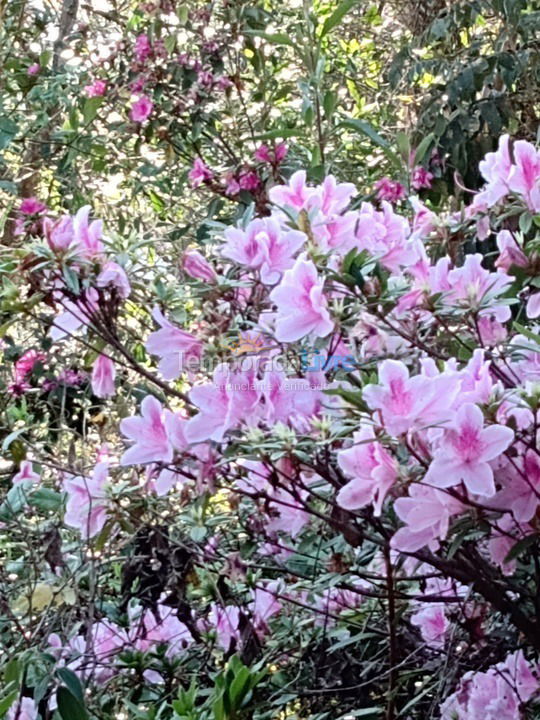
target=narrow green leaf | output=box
[321,0,359,37]
[0,690,19,716]
[513,322,540,345]
[413,132,435,164]
[244,31,295,47]
[340,119,400,166]
[504,534,538,563]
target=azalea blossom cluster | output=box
[7,134,540,717]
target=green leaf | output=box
[244,31,295,47]
[396,131,410,161]
[504,533,538,563]
[229,666,252,708]
[253,128,302,140]
[56,669,84,703]
[321,0,359,37]
[83,97,104,124]
[0,117,18,150]
[62,266,80,294]
[57,686,88,720]
[164,34,177,54]
[3,658,21,687]
[340,118,400,166]
[513,322,540,345]
[147,189,166,215]
[413,132,435,164]
[0,690,19,716]
[0,482,32,522]
[29,488,63,512]
[323,90,338,118]
[519,212,532,234]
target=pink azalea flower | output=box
[12,461,40,486]
[238,170,261,191]
[96,261,131,299]
[14,349,46,383]
[315,582,365,623]
[446,253,513,322]
[19,197,47,215]
[236,459,310,537]
[275,142,288,163]
[495,229,527,272]
[508,139,540,211]
[269,255,333,342]
[496,450,540,522]
[312,210,358,253]
[153,467,188,496]
[50,287,99,341]
[130,95,153,123]
[134,33,153,63]
[477,314,507,346]
[145,306,202,380]
[63,462,110,538]
[221,217,305,285]
[363,360,458,437]
[391,484,464,552]
[197,69,214,87]
[268,170,314,210]
[120,395,185,465]
[424,403,514,497]
[84,79,107,97]
[249,582,282,639]
[336,427,398,516]
[224,173,241,196]
[410,605,448,648]
[314,175,356,215]
[254,144,273,163]
[7,696,37,720]
[189,158,214,187]
[488,513,524,575]
[182,249,217,283]
[185,364,260,443]
[254,142,288,166]
[90,620,128,681]
[477,133,513,205]
[355,202,419,273]
[133,603,192,659]
[130,75,146,93]
[73,205,104,259]
[259,369,321,429]
[265,485,310,537]
[409,197,437,239]
[439,651,539,720]
[527,292,540,319]
[215,75,233,91]
[27,63,40,76]
[206,604,241,651]
[44,215,74,252]
[374,177,406,203]
[91,355,116,398]
[411,165,433,190]
[457,348,495,405]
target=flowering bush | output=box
[2,130,540,720]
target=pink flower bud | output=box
[183,249,217,283]
[91,355,116,398]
